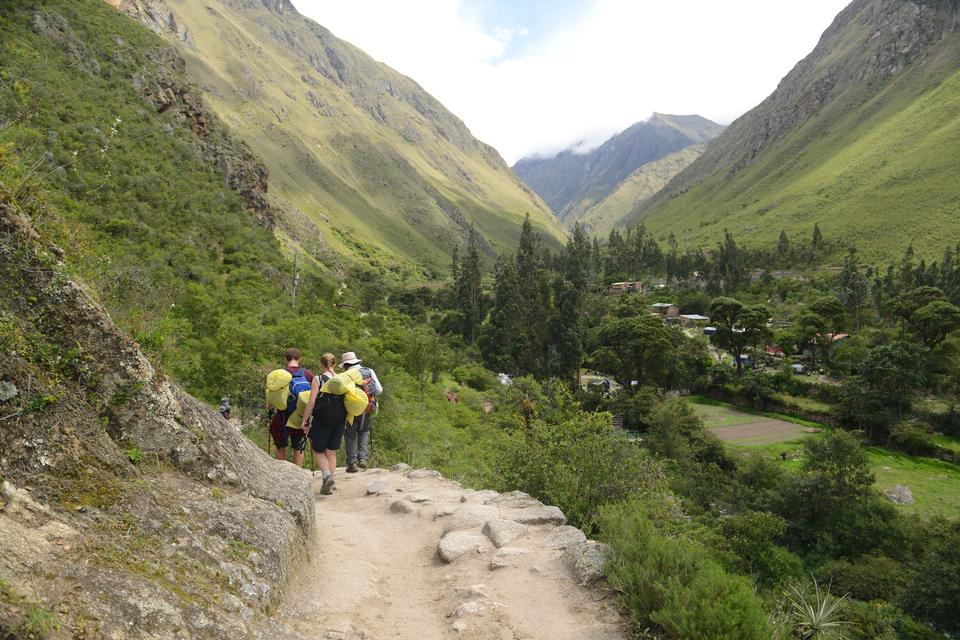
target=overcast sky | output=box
[292,0,851,164]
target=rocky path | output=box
[277,466,627,640]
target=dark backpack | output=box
[286,368,311,415]
[359,368,377,415]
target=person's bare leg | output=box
[314,450,330,475]
[276,447,287,461]
[325,450,337,477]
[293,449,304,467]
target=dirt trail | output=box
[278,468,627,640]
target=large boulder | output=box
[481,519,529,548]
[566,541,613,585]
[442,504,500,534]
[438,531,491,563]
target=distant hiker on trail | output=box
[218,397,231,420]
[341,351,382,473]
[301,353,347,495]
[265,348,313,468]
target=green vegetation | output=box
[633,13,960,263]
[153,0,566,276]
[0,578,59,639]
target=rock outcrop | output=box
[0,203,311,637]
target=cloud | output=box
[293,0,850,163]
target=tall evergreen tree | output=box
[480,257,523,373]
[456,227,483,343]
[812,223,823,249]
[552,225,590,388]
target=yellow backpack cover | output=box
[320,369,364,395]
[265,369,293,410]
[344,386,369,421]
[286,390,312,429]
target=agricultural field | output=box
[690,398,960,519]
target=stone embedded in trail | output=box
[366,480,389,495]
[503,505,566,526]
[460,489,500,504]
[406,468,441,479]
[391,463,412,472]
[389,499,416,514]
[566,540,613,585]
[489,546,529,570]
[442,504,500,534]
[438,531,491,563]
[454,599,505,617]
[433,504,458,519]
[485,490,543,509]
[481,519,529,548]
[546,525,587,550]
[454,584,489,599]
[407,493,432,503]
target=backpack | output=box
[265,368,293,410]
[359,368,377,415]
[285,390,312,429]
[286,368,311,415]
[321,368,363,395]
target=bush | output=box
[451,364,495,391]
[720,511,803,588]
[600,501,773,640]
[888,419,936,455]
[816,554,908,602]
[497,410,666,533]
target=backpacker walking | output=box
[301,353,354,495]
[264,348,314,467]
[340,351,382,473]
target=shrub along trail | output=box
[278,467,626,640]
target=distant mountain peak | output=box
[513,113,724,225]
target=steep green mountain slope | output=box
[112,0,566,277]
[631,0,960,263]
[512,114,723,224]
[576,144,704,236]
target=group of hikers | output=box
[265,348,383,495]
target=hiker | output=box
[218,397,231,420]
[301,353,345,495]
[268,348,313,467]
[341,351,382,473]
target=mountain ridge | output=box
[628,0,960,261]
[512,113,723,228]
[111,0,567,277]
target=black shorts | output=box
[309,421,345,452]
[286,428,307,452]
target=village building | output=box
[680,313,710,327]
[610,281,644,294]
[651,302,680,318]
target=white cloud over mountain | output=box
[294,0,850,163]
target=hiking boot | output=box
[320,476,335,495]
[358,460,368,471]
[346,463,359,473]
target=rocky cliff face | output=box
[0,202,313,637]
[513,114,723,225]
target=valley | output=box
[2,0,960,639]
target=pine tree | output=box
[480,257,523,373]
[551,225,590,388]
[812,223,823,249]
[456,228,483,343]
[777,230,790,259]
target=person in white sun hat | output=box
[340,351,382,472]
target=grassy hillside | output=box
[631,0,960,263]
[116,0,566,277]
[577,144,703,236]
